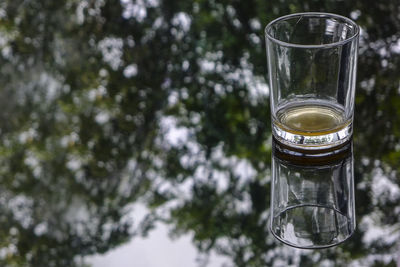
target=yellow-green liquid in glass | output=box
[275,104,349,136]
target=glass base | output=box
[272,122,352,150]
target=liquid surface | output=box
[275,104,348,135]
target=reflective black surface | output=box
[0,0,399,266]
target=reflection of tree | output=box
[0,0,171,265]
[0,0,398,266]
[148,0,400,266]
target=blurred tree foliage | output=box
[0,0,397,266]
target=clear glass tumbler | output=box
[270,140,355,248]
[265,12,359,149]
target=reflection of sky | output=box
[87,204,231,267]
[85,106,259,266]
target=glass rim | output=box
[269,222,356,249]
[265,12,360,48]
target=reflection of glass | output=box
[265,13,359,149]
[270,139,355,248]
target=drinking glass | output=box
[265,12,359,149]
[270,139,355,248]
